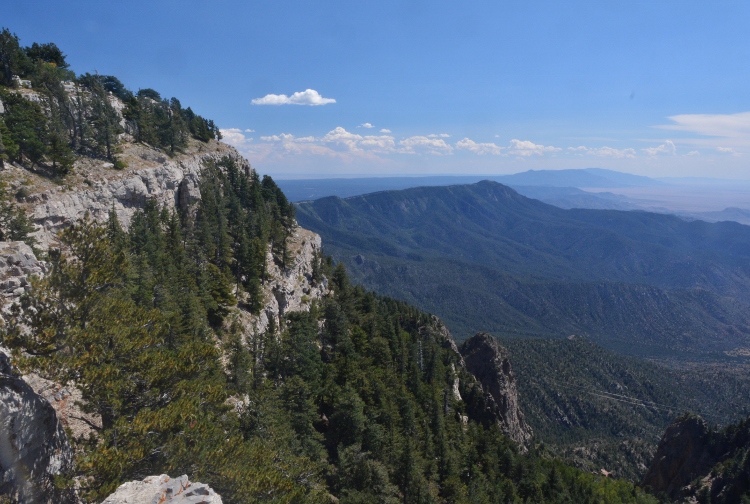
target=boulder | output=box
[101,474,222,504]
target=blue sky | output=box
[5,1,750,178]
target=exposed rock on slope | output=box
[0,241,45,306]
[643,414,750,502]
[642,415,714,499]
[0,353,75,504]
[101,474,222,504]
[16,138,328,334]
[459,332,533,447]
[241,226,327,336]
[26,142,248,249]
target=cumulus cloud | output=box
[642,140,676,156]
[359,123,374,128]
[567,145,636,158]
[260,133,295,142]
[427,133,451,138]
[244,129,255,133]
[220,128,252,147]
[456,138,504,155]
[380,128,391,133]
[322,127,396,153]
[687,150,700,156]
[399,136,454,155]
[251,89,336,106]
[508,139,561,157]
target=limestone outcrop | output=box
[459,332,533,447]
[101,474,222,504]
[0,241,45,305]
[0,353,75,504]
[27,143,249,250]
[240,226,327,337]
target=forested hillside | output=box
[502,337,750,481]
[295,181,750,361]
[0,28,670,503]
[2,166,658,503]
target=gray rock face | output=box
[641,415,720,501]
[459,332,533,447]
[29,146,250,249]
[0,353,75,504]
[101,474,222,504]
[244,226,327,336]
[0,241,45,303]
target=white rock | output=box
[29,148,250,250]
[101,474,222,504]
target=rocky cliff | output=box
[19,141,244,250]
[643,414,750,502]
[237,225,327,337]
[8,139,326,335]
[0,353,75,504]
[459,332,533,447]
[0,140,328,502]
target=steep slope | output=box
[296,181,750,359]
[643,414,750,502]
[502,337,750,481]
[459,332,533,446]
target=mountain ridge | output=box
[296,181,750,360]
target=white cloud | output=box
[359,122,374,128]
[717,146,739,155]
[380,128,391,133]
[320,127,396,154]
[642,140,676,156]
[687,150,700,156]
[260,133,295,142]
[251,89,336,106]
[456,138,504,155]
[220,128,253,147]
[399,136,454,155]
[359,135,396,153]
[322,127,364,151]
[508,139,561,157]
[567,145,636,158]
[244,129,255,133]
[659,111,750,139]
[427,133,451,138]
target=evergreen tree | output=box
[0,28,31,86]
[23,41,68,68]
[0,88,48,165]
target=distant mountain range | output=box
[296,181,750,361]
[497,167,665,188]
[279,168,750,225]
[278,168,659,202]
